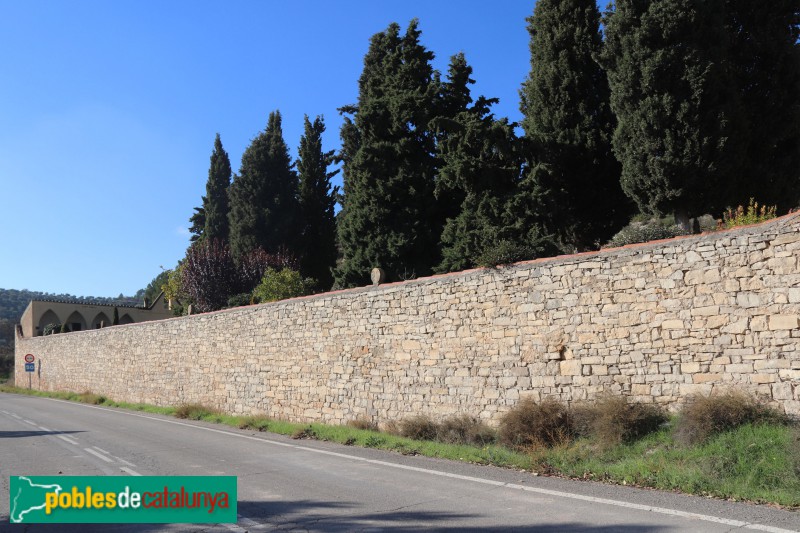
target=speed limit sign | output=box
[24,354,35,363]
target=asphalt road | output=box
[1,392,798,532]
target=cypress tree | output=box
[600,0,744,227]
[203,134,232,242]
[334,20,439,287]
[297,115,338,291]
[520,0,629,251]
[188,204,205,243]
[112,307,119,326]
[434,54,522,272]
[725,0,800,211]
[229,111,299,260]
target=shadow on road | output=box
[0,430,85,439]
[0,497,672,532]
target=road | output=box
[0,392,798,532]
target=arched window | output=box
[91,312,110,329]
[119,314,134,325]
[37,309,61,336]
[65,311,87,332]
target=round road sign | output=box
[24,354,35,363]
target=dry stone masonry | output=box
[15,214,800,425]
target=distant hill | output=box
[0,288,141,355]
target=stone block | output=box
[769,315,799,330]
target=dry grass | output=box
[573,395,666,448]
[498,398,573,450]
[174,403,218,420]
[675,390,788,445]
[398,415,439,441]
[436,415,496,446]
[347,416,378,431]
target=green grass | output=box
[1,383,797,508]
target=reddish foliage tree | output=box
[181,240,298,313]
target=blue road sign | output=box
[25,363,35,372]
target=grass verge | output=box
[1,384,797,508]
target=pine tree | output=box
[434,55,522,272]
[724,0,800,211]
[112,307,119,326]
[203,134,232,242]
[229,111,299,260]
[600,0,744,227]
[520,0,629,251]
[297,115,338,291]
[334,20,440,287]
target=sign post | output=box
[24,354,35,389]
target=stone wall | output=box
[15,214,800,424]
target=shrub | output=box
[675,391,788,445]
[252,268,314,303]
[59,323,70,334]
[77,392,106,405]
[398,415,439,441]
[174,403,218,420]
[436,414,496,446]
[721,198,777,229]
[573,395,667,447]
[42,323,61,336]
[498,398,573,449]
[604,218,689,248]
[347,416,378,431]
[476,240,536,268]
[226,293,252,308]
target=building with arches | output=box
[18,293,173,337]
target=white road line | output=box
[37,425,51,432]
[39,397,799,533]
[119,467,142,476]
[57,435,79,445]
[109,454,136,467]
[92,446,111,454]
[83,447,114,463]
[1,410,8,414]
[22,419,36,425]
[10,413,20,419]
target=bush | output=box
[174,403,218,420]
[398,415,439,441]
[252,268,314,303]
[499,398,573,449]
[226,293,252,308]
[42,323,61,336]
[573,396,667,447]
[347,417,378,431]
[722,198,777,229]
[476,240,536,268]
[675,391,788,445]
[436,414,496,446]
[604,219,689,248]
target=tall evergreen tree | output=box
[228,111,299,260]
[434,54,522,272]
[725,0,800,211]
[188,204,205,243]
[297,115,338,291]
[203,134,232,242]
[334,20,440,287]
[520,0,629,251]
[600,0,744,227]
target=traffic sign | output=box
[24,354,35,364]
[24,363,35,372]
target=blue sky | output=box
[0,1,535,297]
